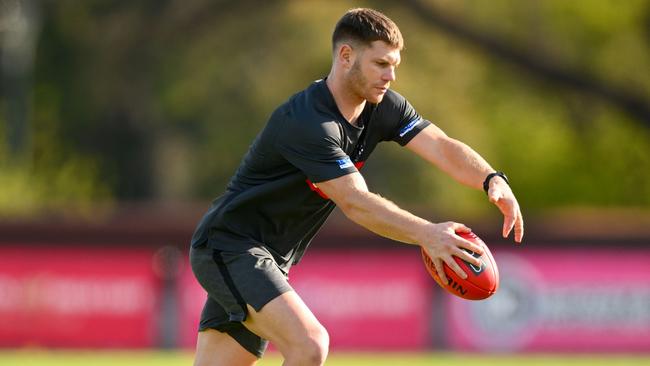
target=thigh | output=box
[194,328,257,366]
[190,244,294,357]
[198,297,269,358]
[190,244,293,318]
[243,290,326,355]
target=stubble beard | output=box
[348,60,382,104]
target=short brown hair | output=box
[332,8,404,51]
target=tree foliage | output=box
[1,0,649,217]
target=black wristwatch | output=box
[483,171,509,194]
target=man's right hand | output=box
[419,222,484,285]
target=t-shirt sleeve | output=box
[382,90,431,146]
[275,116,358,183]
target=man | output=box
[190,7,523,366]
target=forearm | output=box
[407,125,497,190]
[337,189,431,245]
[436,137,494,190]
[331,181,488,283]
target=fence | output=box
[1,209,649,352]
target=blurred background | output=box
[1,0,650,363]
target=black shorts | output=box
[189,243,293,358]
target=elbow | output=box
[333,192,369,222]
[337,200,358,219]
[334,195,355,215]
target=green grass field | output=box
[1,350,648,366]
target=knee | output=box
[306,326,329,364]
[287,325,329,366]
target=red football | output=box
[421,231,499,300]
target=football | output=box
[421,231,499,300]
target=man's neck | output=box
[326,73,366,126]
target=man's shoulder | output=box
[287,79,331,112]
[260,94,340,154]
[276,80,340,134]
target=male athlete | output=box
[190,8,523,366]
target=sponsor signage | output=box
[284,250,432,350]
[0,246,161,347]
[178,257,205,349]
[446,248,650,352]
[7,243,645,352]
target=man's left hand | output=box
[487,177,524,243]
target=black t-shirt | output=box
[191,79,430,269]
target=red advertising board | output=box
[178,256,204,348]
[9,243,642,352]
[179,248,434,350]
[290,250,433,350]
[446,248,650,352]
[0,246,161,347]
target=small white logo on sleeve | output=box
[398,117,423,137]
[337,157,354,169]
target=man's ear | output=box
[337,43,355,68]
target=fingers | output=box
[449,222,472,234]
[456,236,484,256]
[500,202,524,243]
[433,258,449,284]
[434,253,480,282]
[444,256,467,280]
[490,186,524,243]
[426,243,481,282]
[426,222,486,282]
[445,249,482,279]
[455,247,482,268]
[514,210,524,243]
[494,192,515,237]
[442,222,484,255]
[502,210,515,238]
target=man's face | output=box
[347,40,401,104]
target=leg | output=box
[243,291,329,366]
[190,244,326,365]
[194,328,257,366]
[190,245,270,364]
[192,296,269,365]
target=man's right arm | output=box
[315,172,483,283]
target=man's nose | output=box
[383,67,396,82]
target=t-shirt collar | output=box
[316,77,368,130]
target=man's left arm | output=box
[406,124,524,243]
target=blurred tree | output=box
[391,0,650,213]
[1,0,649,217]
[402,0,650,127]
